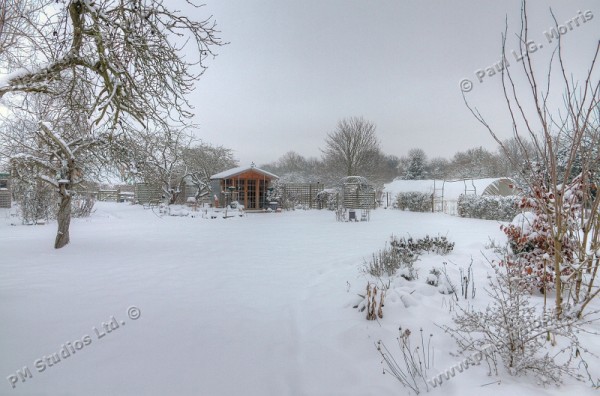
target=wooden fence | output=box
[134,183,190,205]
[342,185,376,209]
[96,190,119,201]
[0,190,10,208]
[281,183,325,209]
[0,174,10,208]
[342,191,376,209]
[134,183,163,205]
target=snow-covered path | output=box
[1,203,597,395]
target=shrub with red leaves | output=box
[500,172,586,293]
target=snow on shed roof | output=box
[384,178,518,201]
[210,165,279,180]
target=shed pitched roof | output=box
[210,165,279,180]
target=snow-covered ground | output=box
[0,203,598,395]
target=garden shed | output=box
[210,164,279,210]
[384,178,519,214]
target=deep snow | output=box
[0,203,598,395]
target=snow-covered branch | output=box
[39,121,75,160]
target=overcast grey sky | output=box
[184,0,599,166]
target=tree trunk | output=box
[554,238,563,319]
[55,191,72,249]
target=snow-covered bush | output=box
[457,194,520,221]
[426,268,441,286]
[390,235,454,256]
[396,249,419,281]
[315,189,337,210]
[442,262,593,386]
[499,174,587,294]
[13,183,57,224]
[500,211,556,294]
[364,235,454,280]
[395,192,432,212]
[364,235,454,281]
[363,244,418,279]
[427,263,463,297]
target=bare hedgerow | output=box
[440,261,600,386]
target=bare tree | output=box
[321,116,380,179]
[0,0,223,248]
[125,127,193,205]
[371,153,401,184]
[498,138,536,177]
[428,157,450,179]
[1,91,107,246]
[464,1,600,317]
[262,151,323,183]
[182,143,237,200]
[0,0,222,128]
[448,147,503,179]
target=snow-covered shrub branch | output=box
[441,262,599,386]
[499,170,600,317]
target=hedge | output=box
[394,192,433,212]
[457,194,520,221]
